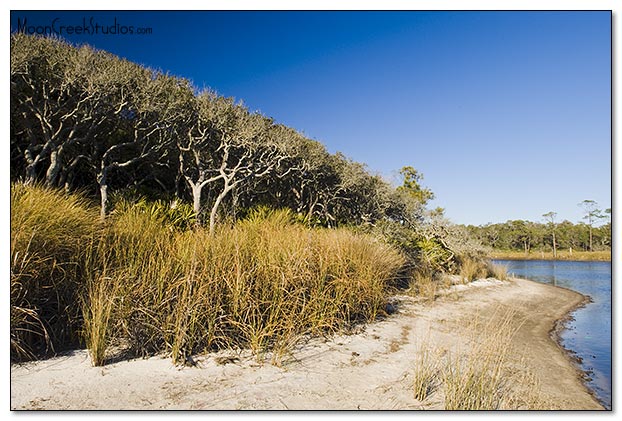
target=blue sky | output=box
[10,10,612,226]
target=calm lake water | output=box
[493,259,611,410]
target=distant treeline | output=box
[462,210,611,254]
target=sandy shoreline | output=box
[10,277,604,410]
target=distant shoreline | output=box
[489,250,611,262]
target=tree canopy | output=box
[11,33,435,233]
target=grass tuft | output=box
[458,257,488,283]
[413,344,440,401]
[441,309,518,410]
[486,261,508,281]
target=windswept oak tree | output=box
[11,33,195,217]
[11,33,448,236]
[11,34,97,186]
[232,123,306,215]
[179,91,292,232]
[94,69,194,218]
[279,138,343,225]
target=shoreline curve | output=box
[10,276,604,410]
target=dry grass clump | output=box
[11,185,406,366]
[486,261,509,281]
[408,259,506,304]
[82,271,118,367]
[441,310,517,410]
[458,257,508,284]
[458,257,489,283]
[409,270,438,302]
[407,268,452,302]
[441,308,558,410]
[84,206,406,366]
[10,183,99,361]
[412,343,441,401]
[411,307,555,410]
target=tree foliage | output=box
[10,34,422,227]
[11,33,490,274]
[397,166,434,207]
[579,200,606,252]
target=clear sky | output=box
[10,10,612,226]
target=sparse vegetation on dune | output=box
[441,309,518,410]
[413,308,558,410]
[11,185,580,410]
[11,184,507,367]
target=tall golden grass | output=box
[486,261,508,281]
[457,257,508,284]
[407,269,452,302]
[10,183,99,360]
[413,343,441,401]
[458,257,488,283]
[11,184,406,366]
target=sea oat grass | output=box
[458,257,488,283]
[11,185,407,366]
[10,183,99,360]
[82,273,117,367]
[96,208,405,365]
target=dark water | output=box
[493,259,611,409]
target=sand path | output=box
[10,277,603,410]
